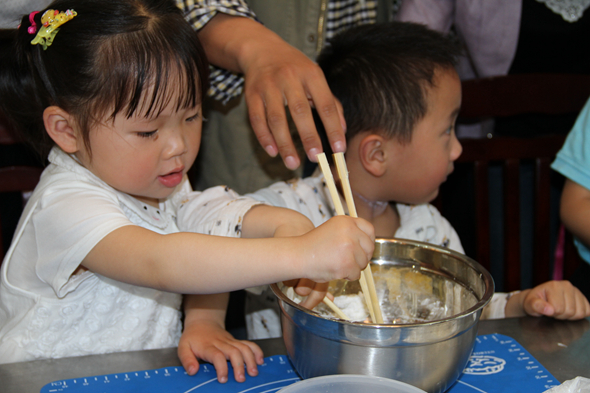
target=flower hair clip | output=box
[30,9,77,50]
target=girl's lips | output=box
[158,170,183,188]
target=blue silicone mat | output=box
[41,334,559,393]
[40,355,299,393]
[447,334,559,393]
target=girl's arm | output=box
[178,293,263,383]
[81,209,374,294]
[560,179,590,247]
[174,206,347,380]
[240,204,316,239]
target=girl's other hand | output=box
[177,320,264,383]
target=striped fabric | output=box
[176,0,379,103]
[176,0,255,103]
[325,0,376,40]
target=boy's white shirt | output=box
[0,147,261,364]
[247,172,464,254]
[245,173,506,339]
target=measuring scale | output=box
[40,355,299,393]
[41,334,558,393]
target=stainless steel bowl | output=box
[271,238,494,393]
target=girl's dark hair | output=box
[0,0,209,159]
[315,21,462,157]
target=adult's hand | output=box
[198,13,346,170]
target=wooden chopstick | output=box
[315,153,351,320]
[323,296,349,320]
[333,152,384,324]
[317,153,345,215]
[317,152,381,323]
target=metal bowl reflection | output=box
[271,238,494,393]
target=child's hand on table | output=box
[505,280,590,320]
[178,294,264,383]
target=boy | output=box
[244,21,590,339]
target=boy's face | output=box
[383,67,462,205]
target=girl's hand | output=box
[298,215,375,283]
[177,319,264,383]
[506,280,590,320]
[275,216,332,310]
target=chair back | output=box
[0,117,43,259]
[434,73,589,291]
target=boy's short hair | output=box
[315,21,462,156]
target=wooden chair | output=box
[434,73,590,292]
[0,116,44,259]
[459,73,590,119]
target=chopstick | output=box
[333,152,384,324]
[323,296,349,320]
[317,153,345,216]
[315,153,350,321]
[317,153,382,323]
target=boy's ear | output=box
[359,134,387,177]
[43,106,81,154]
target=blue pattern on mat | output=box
[40,334,559,393]
[448,334,558,392]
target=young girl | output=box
[0,0,374,379]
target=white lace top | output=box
[0,147,260,364]
[536,0,590,22]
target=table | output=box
[1,316,589,393]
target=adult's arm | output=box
[178,0,346,169]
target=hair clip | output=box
[31,9,77,50]
[27,11,41,34]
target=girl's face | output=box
[383,67,463,205]
[75,99,202,207]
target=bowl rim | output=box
[277,374,428,393]
[271,237,495,328]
